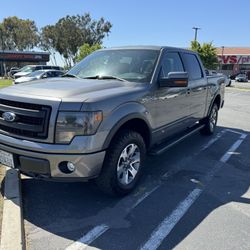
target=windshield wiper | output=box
[83,75,127,82]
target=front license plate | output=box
[0,150,15,168]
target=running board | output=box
[149,124,205,156]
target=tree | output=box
[0,16,39,51]
[191,41,218,69]
[40,25,58,65]
[40,13,112,67]
[76,43,102,62]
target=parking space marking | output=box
[201,129,226,151]
[132,185,160,209]
[220,136,247,163]
[225,128,247,137]
[64,129,247,250]
[65,224,109,250]
[139,188,202,250]
[139,131,247,250]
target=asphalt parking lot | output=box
[22,88,250,250]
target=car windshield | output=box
[67,49,160,83]
[237,74,246,77]
[28,70,45,77]
[20,66,34,73]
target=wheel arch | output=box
[103,114,152,150]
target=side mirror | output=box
[42,74,47,79]
[159,72,189,87]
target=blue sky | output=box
[1,0,250,65]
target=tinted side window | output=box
[183,53,203,80]
[43,66,52,70]
[54,71,64,77]
[160,52,184,78]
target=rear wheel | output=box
[96,130,146,196]
[200,104,218,135]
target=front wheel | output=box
[200,104,218,135]
[96,130,146,196]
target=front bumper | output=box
[0,136,106,180]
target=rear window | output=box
[35,66,43,70]
[183,53,203,80]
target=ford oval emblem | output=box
[2,112,16,122]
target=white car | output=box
[14,70,64,84]
[13,65,63,79]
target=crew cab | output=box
[0,46,225,195]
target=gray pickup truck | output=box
[0,46,225,195]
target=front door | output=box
[148,51,191,142]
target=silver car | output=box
[14,69,65,84]
[235,74,248,82]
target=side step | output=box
[149,124,205,156]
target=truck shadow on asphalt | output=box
[11,126,250,249]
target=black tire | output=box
[96,130,146,196]
[200,104,218,135]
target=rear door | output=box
[181,53,208,122]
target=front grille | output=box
[0,99,51,139]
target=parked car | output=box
[8,67,20,78]
[235,74,248,82]
[14,69,65,84]
[229,73,239,80]
[0,46,225,196]
[13,65,63,79]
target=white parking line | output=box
[220,137,246,163]
[65,183,161,250]
[140,131,247,250]
[140,188,202,250]
[65,129,247,250]
[132,185,160,209]
[65,224,109,250]
[201,129,226,151]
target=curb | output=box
[0,168,25,250]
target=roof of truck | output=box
[101,45,194,53]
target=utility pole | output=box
[221,46,225,71]
[192,27,201,41]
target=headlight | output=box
[55,111,103,144]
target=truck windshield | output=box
[68,49,159,83]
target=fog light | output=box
[67,162,76,172]
[58,161,76,174]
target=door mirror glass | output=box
[159,72,188,87]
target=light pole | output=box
[221,46,225,71]
[192,27,201,41]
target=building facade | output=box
[217,47,250,77]
[0,50,50,76]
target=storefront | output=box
[217,47,250,78]
[0,50,50,76]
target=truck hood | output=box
[0,77,145,101]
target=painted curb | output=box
[0,167,25,250]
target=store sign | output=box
[218,55,250,64]
[0,52,49,62]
